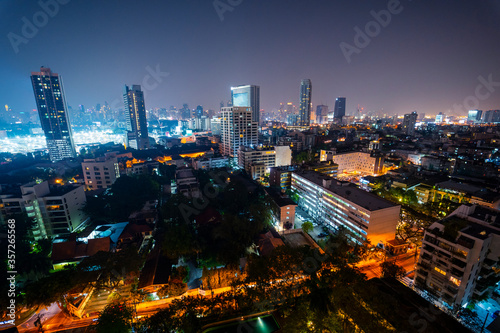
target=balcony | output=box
[451,257,467,269]
[450,267,464,278]
[446,285,459,295]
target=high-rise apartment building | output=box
[334,97,346,120]
[30,67,76,162]
[299,79,312,126]
[220,107,258,158]
[231,85,260,124]
[403,111,418,136]
[123,85,149,150]
[0,181,87,240]
[415,204,500,308]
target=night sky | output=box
[1,0,500,117]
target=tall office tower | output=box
[231,85,260,124]
[195,105,204,118]
[315,105,329,124]
[402,111,418,136]
[220,107,258,158]
[334,97,346,120]
[31,67,76,162]
[123,85,150,150]
[299,79,312,126]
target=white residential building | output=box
[291,171,400,246]
[220,107,258,158]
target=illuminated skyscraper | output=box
[30,67,76,162]
[299,79,312,126]
[123,84,150,150]
[231,85,260,124]
[220,107,258,158]
[334,97,346,119]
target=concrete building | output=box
[309,162,338,178]
[265,187,297,231]
[269,165,298,191]
[0,181,87,239]
[194,157,230,170]
[415,204,500,308]
[320,150,384,175]
[175,168,200,198]
[402,111,418,136]
[231,85,260,124]
[82,153,121,190]
[238,145,292,179]
[220,107,258,158]
[291,171,400,246]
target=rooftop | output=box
[293,170,398,211]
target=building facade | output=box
[403,111,418,136]
[231,85,260,124]
[220,107,258,158]
[124,85,150,150]
[320,151,384,175]
[414,205,500,308]
[238,145,292,179]
[82,153,121,190]
[291,171,400,246]
[334,97,346,120]
[30,67,76,161]
[299,79,312,126]
[0,181,87,239]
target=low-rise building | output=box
[265,187,297,231]
[292,171,400,246]
[320,150,384,175]
[309,162,338,178]
[194,156,230,170]
[175,168,200,198]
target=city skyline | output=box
[1,0,500,117]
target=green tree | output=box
[380,261,406,278]
[95,302,133,333]
[301,221,314,234]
